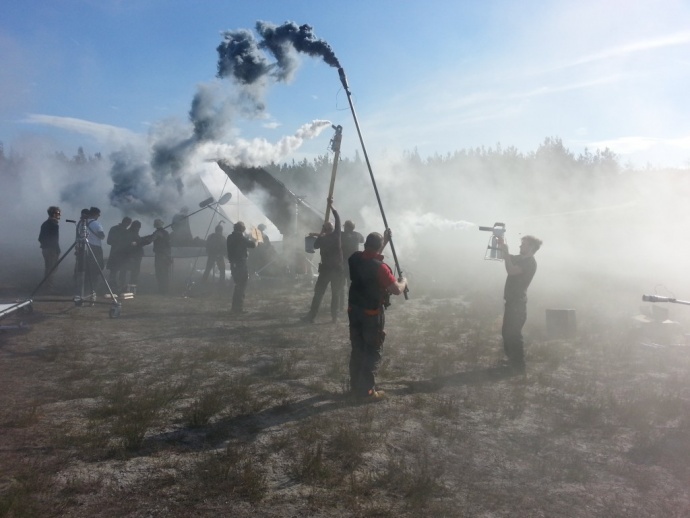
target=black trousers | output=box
[154,255,171,294]
[126,256,143,286]
[203,254,226,282]
[502,299,527,364]
[230,262,249,311]
[108,249,127,289]
[348,305,386,396]
[307,267,344,320]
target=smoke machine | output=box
[642,295,690,306]
[479,222,506,261]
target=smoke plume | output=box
[256,21,341,79]
[195,120,332,166]
[108,21,339,218]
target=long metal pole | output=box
[324,125,343,224]
[338,67,408,298]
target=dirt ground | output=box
[1,263,690,517]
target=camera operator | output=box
[498,235,542,372]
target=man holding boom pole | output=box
[348,229,407,400]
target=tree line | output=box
[1,138,687,218]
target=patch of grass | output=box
[53,419,113,459]
[58,471,104,499]
[325,356,347,381]
[183,388,227,427]
[432,395,460,419]
[255,350,304,379]
[294,442,329,483]
[529,340,564,371]
[327,426,369,471]
[0,457,69,518]
[91,380,186,451]
[377,446,447,509]
[224,375,265,416]
[0,477,36,518]
[192,445,267,503]
[1,404,40,428]
[88,377,134,419]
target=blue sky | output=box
[2,0,690,167]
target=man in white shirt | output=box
[86,207,106,294]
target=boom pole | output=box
[337,67,408,299]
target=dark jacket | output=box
[226,232,256,264]
[313,210,342,270]
[39,218,60,252]
[206,232,226,257]
[348,251,387,311]
[341,230,364,263]
[504,255,537,301]
[152,229,171,257]
[125,228,145,260]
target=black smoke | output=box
[216,28,272,85]
[217,21,340,84]
[109,21,339,218]
[256,21,341,80]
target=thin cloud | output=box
[371,75,621,137]
[561,31,690,69]
[586,134,690,154]
[442,75,622,113]
[23,114,141,145]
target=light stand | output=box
[177,193,233,297]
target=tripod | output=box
[32,218,123,317]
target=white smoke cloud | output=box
[194,120,332,166]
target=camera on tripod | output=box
[478,222,506,261]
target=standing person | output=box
[254,223,277,275]
[202,223,226,284]
[106,217,132,291]
[170,206,193,246]
[226,221,256,313]
[301,197,344,323]
[348,229,407,400]
[123,220,145,289]
[257,224,271,246]
[498,235,542,372]
[149,219,172,295]
[85,207,106,294]
[339,219,364,310]
[38,206,61,292]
